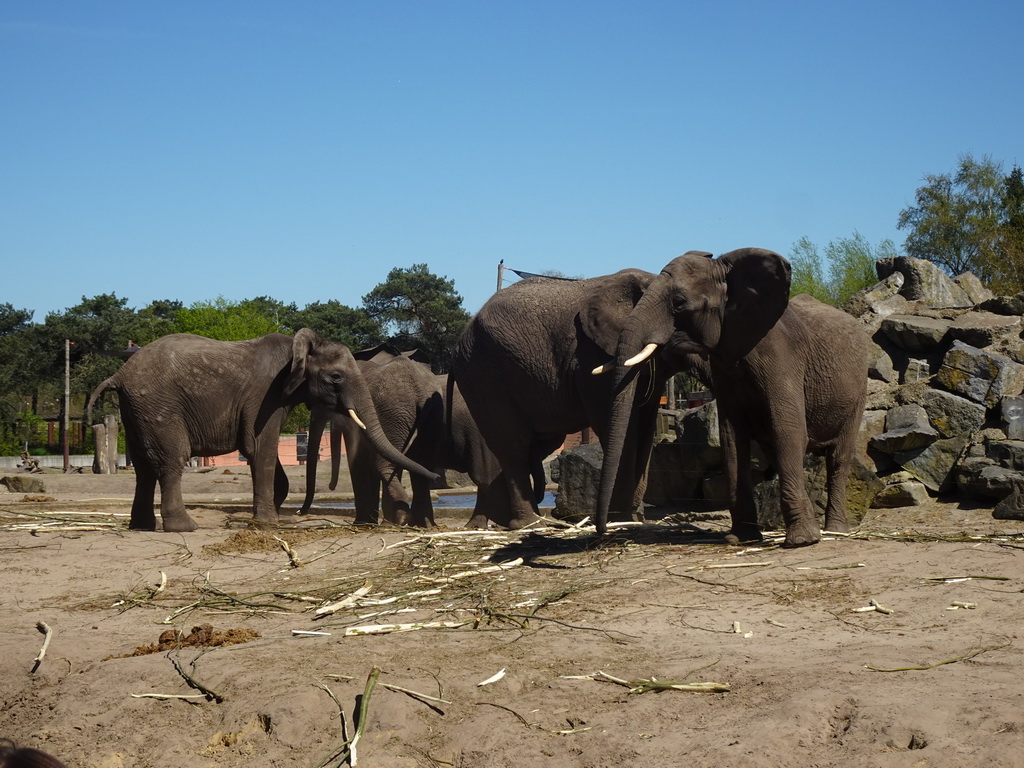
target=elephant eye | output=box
[671,292,688,312]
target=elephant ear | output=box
[717,248,792,361]
[284,327,320,398]
[579,269,656,357]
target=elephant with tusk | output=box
[597,248,869,548]
[87,330,439,532]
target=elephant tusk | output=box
[591,362,613,375]
[624,343,658,367]
[348,409,368,430]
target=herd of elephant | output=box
[87,248,870,548]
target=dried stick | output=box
[168,650,225,703]
[865,641,1011,672]
[273,535,303,568]
[30,621,52,674]
[379,682,449,715]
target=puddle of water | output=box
[288,491,556,510]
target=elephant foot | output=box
[161,515,199,533]
[823,514,850,535]
[465,513,491,529]
[506,512,542,531]
[252,511,280,526]
[723,524,763,546]
[782,522,822,548]
[128,521,158,532]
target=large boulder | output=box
[947,311,1022,349]
[552,443,603,519]
[870,404,939,453]
[753,455,883,531]
[876,256,974,307]
[934,341,1024,408]
[900,387,987,439]
[893,435,970,493]
[0,476,47,494]
[880,315,953,353]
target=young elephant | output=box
[87,330,438,532]
[300,346,507,528]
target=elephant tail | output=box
[86,376,118,426]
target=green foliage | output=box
[291,301,385,350]
[788,233,892,306]
[173,296,289,341]
[362,264,470,372]
[897,153,1022,290]
[40,293,148,398]
[787,237,833,304]
[282,403,311,434]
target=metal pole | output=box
[63,338,70,472]
[496,260,504,292]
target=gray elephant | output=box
[86,330,439,532]
[452,264,698,530]
[599,250,869,547]
[301,345,507,527]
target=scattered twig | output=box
[924,575,1010,583]
[130,693,205,700]
[947,601,977,610]
[30,621,52,674]
[475,702,592,735]
[419,558,524,584]
[168,649,225,703]
[574,670,730,694]
[852,599,893,615]
[273,536,303,568]
[315,585,373,617]
[687,561,773,571]
[344,620,473,637]
[865,641,1011,672]
[380,682,449,715]
[477,668,506,687]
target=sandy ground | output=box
[2,465,1024,768]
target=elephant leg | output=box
[157,462,199,533]
[250,442,283,524]
[773,423,819,548]
[408,472,436,528]
[822,430,857,534]
[350,449,382,525]
[465,474,512,529]
[721,416,762,545]
[129,456,159,531]
[381,466,411,526]
[273,460,290,514]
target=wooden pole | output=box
[63,339,70,472]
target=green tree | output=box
[995,164,1024,293]
[173,296,287,341]
[136,299,183,341]
[826,232,895,306]
[788,233,891,306]
[41,294,148,399]
[787,237,832,303]
[291,300,384,350]
[897,154,1005,280]
[362,264,470,372]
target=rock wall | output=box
[554,256,1024,525]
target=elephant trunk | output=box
[329,418,342,491]
[594,311,652,534]
[299,407,329,514]
[344,375,440,485]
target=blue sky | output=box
[2,1,1022,321]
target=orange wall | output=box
[199,434,337,468]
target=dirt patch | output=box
[2,468,1024,767]
[113,624,262,658]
